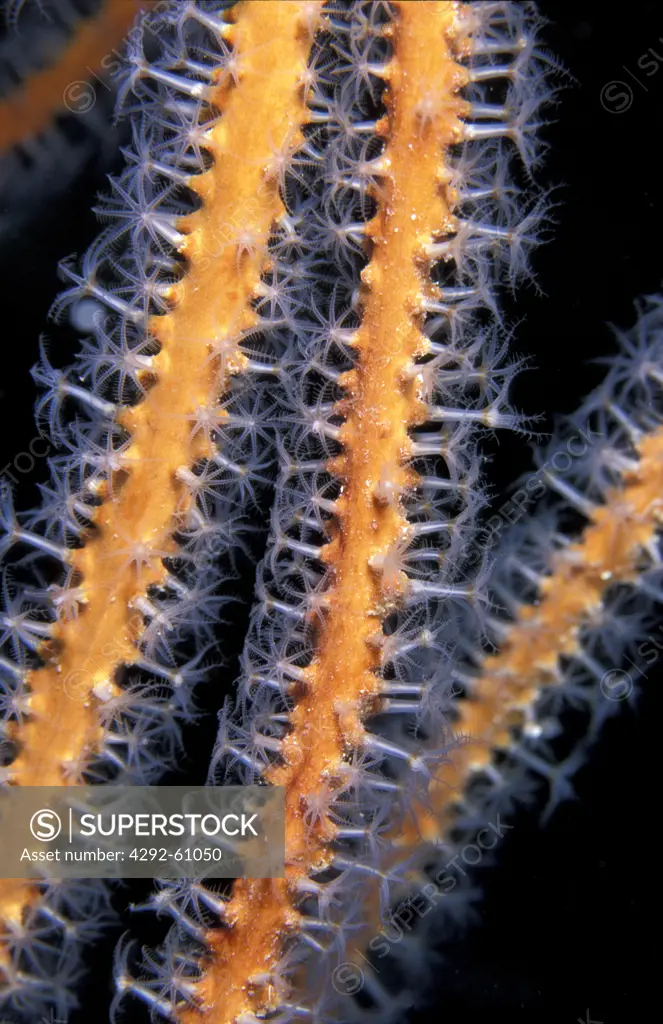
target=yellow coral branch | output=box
[336,423,663,983]
[420,424,663,839]
[0,0,322,977]
[182,4,472,1021]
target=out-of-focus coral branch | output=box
[0,0,151,149]
[331,298,663,1018]
[0,1,156,244]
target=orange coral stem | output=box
[183,4,471,1020]
[0,0,320,966]
[418,425,663,839]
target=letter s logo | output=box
[30,809,62,842]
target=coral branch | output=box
[1,1,323,1017]
[183,5,471,1019]
[8,0,317,786]
[334,297,663,1019]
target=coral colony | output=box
[0,2,658,1022]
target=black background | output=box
[0,3,661,1023]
